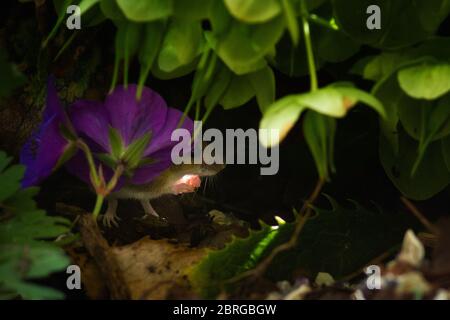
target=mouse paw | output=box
[102,210,121,228]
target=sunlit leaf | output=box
[398,61,450,100]
[208,15,285,74]
[260,84,385,147]
[157,19,203,72]
[224,0,281,23]
[303,111,336,180]
[116,0,173,22]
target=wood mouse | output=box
[103,162,225,227]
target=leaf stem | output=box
[92,195,104,220]
[300,0,318,92]
[76,139,100,186]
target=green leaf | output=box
[189,219,284,298]
[281,0,299,45]
[398,94,450,143]
[219,75,255,109]
[332,0,450,49]
[100,0,127,21]
[157,19,203,72]
[173,0,212,20]
[224,0,282,23]
[95,153,117,169]
[247,66,276,113]
[259,84,385,147]
[116,0,173,22]
[0,244,69,299]
[0,152,24,202]
[303,111,336,180]
[398,61,450,100]
[379,128,450,200]
[138,21,165,97]
[189,196,415,298]
[317,29,360,63]
[79,0,100,14]
[0,149,71,300]
[108,127,124,159]
[111,21,142,90]
[208,15,285,75]
[204,64,232,110]
[53,143,78,172]
[123,133,152,169]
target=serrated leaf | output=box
[189,196,415,298]
[0,244,69,299]
[0,150,70,300]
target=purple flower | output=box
[21,80,193,190]
[67,84,194,187]
[20,77,71,187]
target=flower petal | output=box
[105,85,168,146]
[20,116,67,187]
[144,107,194,156]
[130,147,173,185]
[69,100,111,152]
[20,77,69,187]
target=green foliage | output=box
[40,1,450,200]
[0,151,71,300]
[333,0,450,49]
[367,38,450,199]
[259,83,385,147]
[189,196,415,298]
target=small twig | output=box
[227,179,325,283]
[57,203,130,299]
[400,197,438,235]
